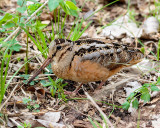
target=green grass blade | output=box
[35,34,43,51]
[139,40,157,59]
[88,117,98,128]
[51,21,55,40]
[0,40,12,103]
[100,114,108,128]
[70,21,79,40]
[95,120,103,128]
[37,29,47,48]
[60,14,67,38]
[77,21,92,40]
[54,10,58,35]
[157,40,160,61]
[67,20,76,39]
[58,8,60,34]
[1,53,11,103]
[22,27,48,58]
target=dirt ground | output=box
[0,0,160,127]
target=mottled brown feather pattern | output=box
[48,39,144,83]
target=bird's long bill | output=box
[27,57,52,85]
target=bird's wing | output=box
[73,39,143,71]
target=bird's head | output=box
[27,39,74,85]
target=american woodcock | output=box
[27,39,144,94]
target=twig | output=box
[84,91,114,128]
[0,84,19,111]
[92,77,133,100]
[0,0,49,111]
[6,74,55,78]
[3,0,48,42]
[118,73,154,83]
[9,118,22,127]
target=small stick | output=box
[0,1,49,111]
[0,84,20,111]
[84,91,114,128]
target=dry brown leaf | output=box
[73,120,93,128]
[39,111,61,123]
[36,119,65,128]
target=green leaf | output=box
[19,74,30,79]
[61,83,68,87]
[17,22,25,27]
[126,92,135,100]
[40,80,46,85]
[36,21,48,30]
[140,47,145,54]
[23,98,32,104]
[5,40,22,51]
[132,98,139,109]
[5,30,14,33]
[69,9,78,17]
[12,17,19,24]
[122,101,130,110]
[157,77,160,85]
[30,81,35,85]
[139,87,149,93]
[71,0,76,4]
[34,104,40,109]
[0,13,13,26]
[16,6,27,13]
[151,85,160,91]
[27,3,42,15]
[60,2,69,14]
[0,28,6,32]
[17,0,23,6]
[143,83,151,87]
[65,1,81,11]
[27,0,39,3]
[48,0,60,11]
[12,44,22,51]
[56,78,63,84]
[140,93,150,102]
[4,22,15,29]
[42,82,52,87]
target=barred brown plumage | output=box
[27,38,144,94]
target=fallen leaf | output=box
[39,112,61,123]
[101,14,143,39]
[36,119,65,128]
[143,17,159,34]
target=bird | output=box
[27,38,144,94]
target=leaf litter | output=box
[1,0,160,127]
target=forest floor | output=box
[0,0,160,127]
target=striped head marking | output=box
[48,39,74,63]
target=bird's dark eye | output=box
[57,46,62,50]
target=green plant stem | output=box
[137,109,140,128]
[139,40,157,59]
[58,8,60,34]
[0,50,12,104]
[157,40,160,61]
[25,27,29,74]
[54,9,58,35]
[4,0,48,42]
[51,21,55,40]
